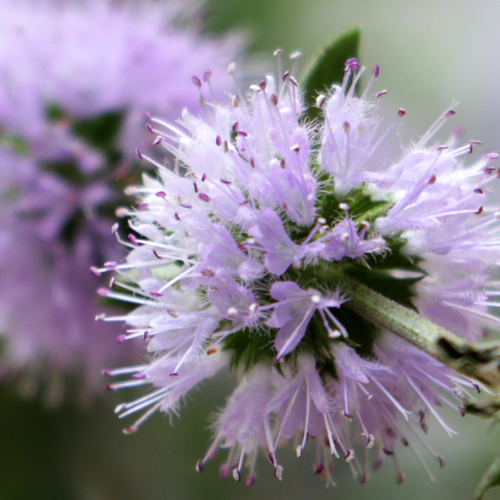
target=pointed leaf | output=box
[476,455,500,500]
[301,27,361,121]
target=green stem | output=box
[342,276,500,388]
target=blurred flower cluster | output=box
[0,0,241,401]
[99,55,500,485]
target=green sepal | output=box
[476,455,500,500]
[72,110,124,153]
[223,327,274,371]
[301,27,361,121]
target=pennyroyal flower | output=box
[99,54,499,484]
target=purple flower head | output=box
[0,0,242,400]
[101,54,500,485]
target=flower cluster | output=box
[0,0,240,400]
[99,55,499,484]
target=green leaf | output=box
[301,27,361,121]
[72,110,124,152]
[476,455,500,500]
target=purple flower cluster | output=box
[0,0,240,400]
[100,55,498,483]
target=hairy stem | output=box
[342,276,500,388]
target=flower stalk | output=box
[343,275,500,388]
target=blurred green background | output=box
[3,0,500,498]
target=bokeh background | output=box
[2,0,500,499]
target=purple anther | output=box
[238,131,248,137]
[179,203,193,209]
[133,372,147,379]
[220,178,231,185]
[315,464,324,475]
[174,212,180,221]
[102,369,114,377]
[153,135,163,146]
[192,75,202,88]
[271,94,278,106]
[376,90,388,98]
[232,122,239,131]
[193,181,198,193]
[216,135,222,146]
[90,266,101,276]
[220,464,230,479]
[474,188,484,194]
[343,121,351,134]
[123,427,137,435]
[128,234,138,246]
[224,141,229,153]
[437,145,449,151]
[203,70,212,82]
[135,148,143,159]
[372,64,380,77]
[202,173,207,182]
[428,174,437,185]
[196,460,204,473]
[150,291,164,297]
[97,288,111,298]
[475,206,483,215]
[169,372,178,377]
[198,193,211,203]
[315,94,326,108]
[259,80,267,91]
[398,109,406,117]
[396,472,405,485]
[144,111,152,121]
[373,457,384,471]
[245,476,256,488]
[104,383,116,391]
[445,110,456,117]
[116,334,127,344]
[155,191,166,198]
[267,452,275,465]
[137,203,149,211]
[146,122,154,134]
[344,57,358,72]
[282,70,290,82]
[104,261,117,268]
[109,277,116,289]
[167,309,178,318]
[382,448,394,456]
[273,49,283,57]
[289,76,298,87]
[359,472,367,485]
